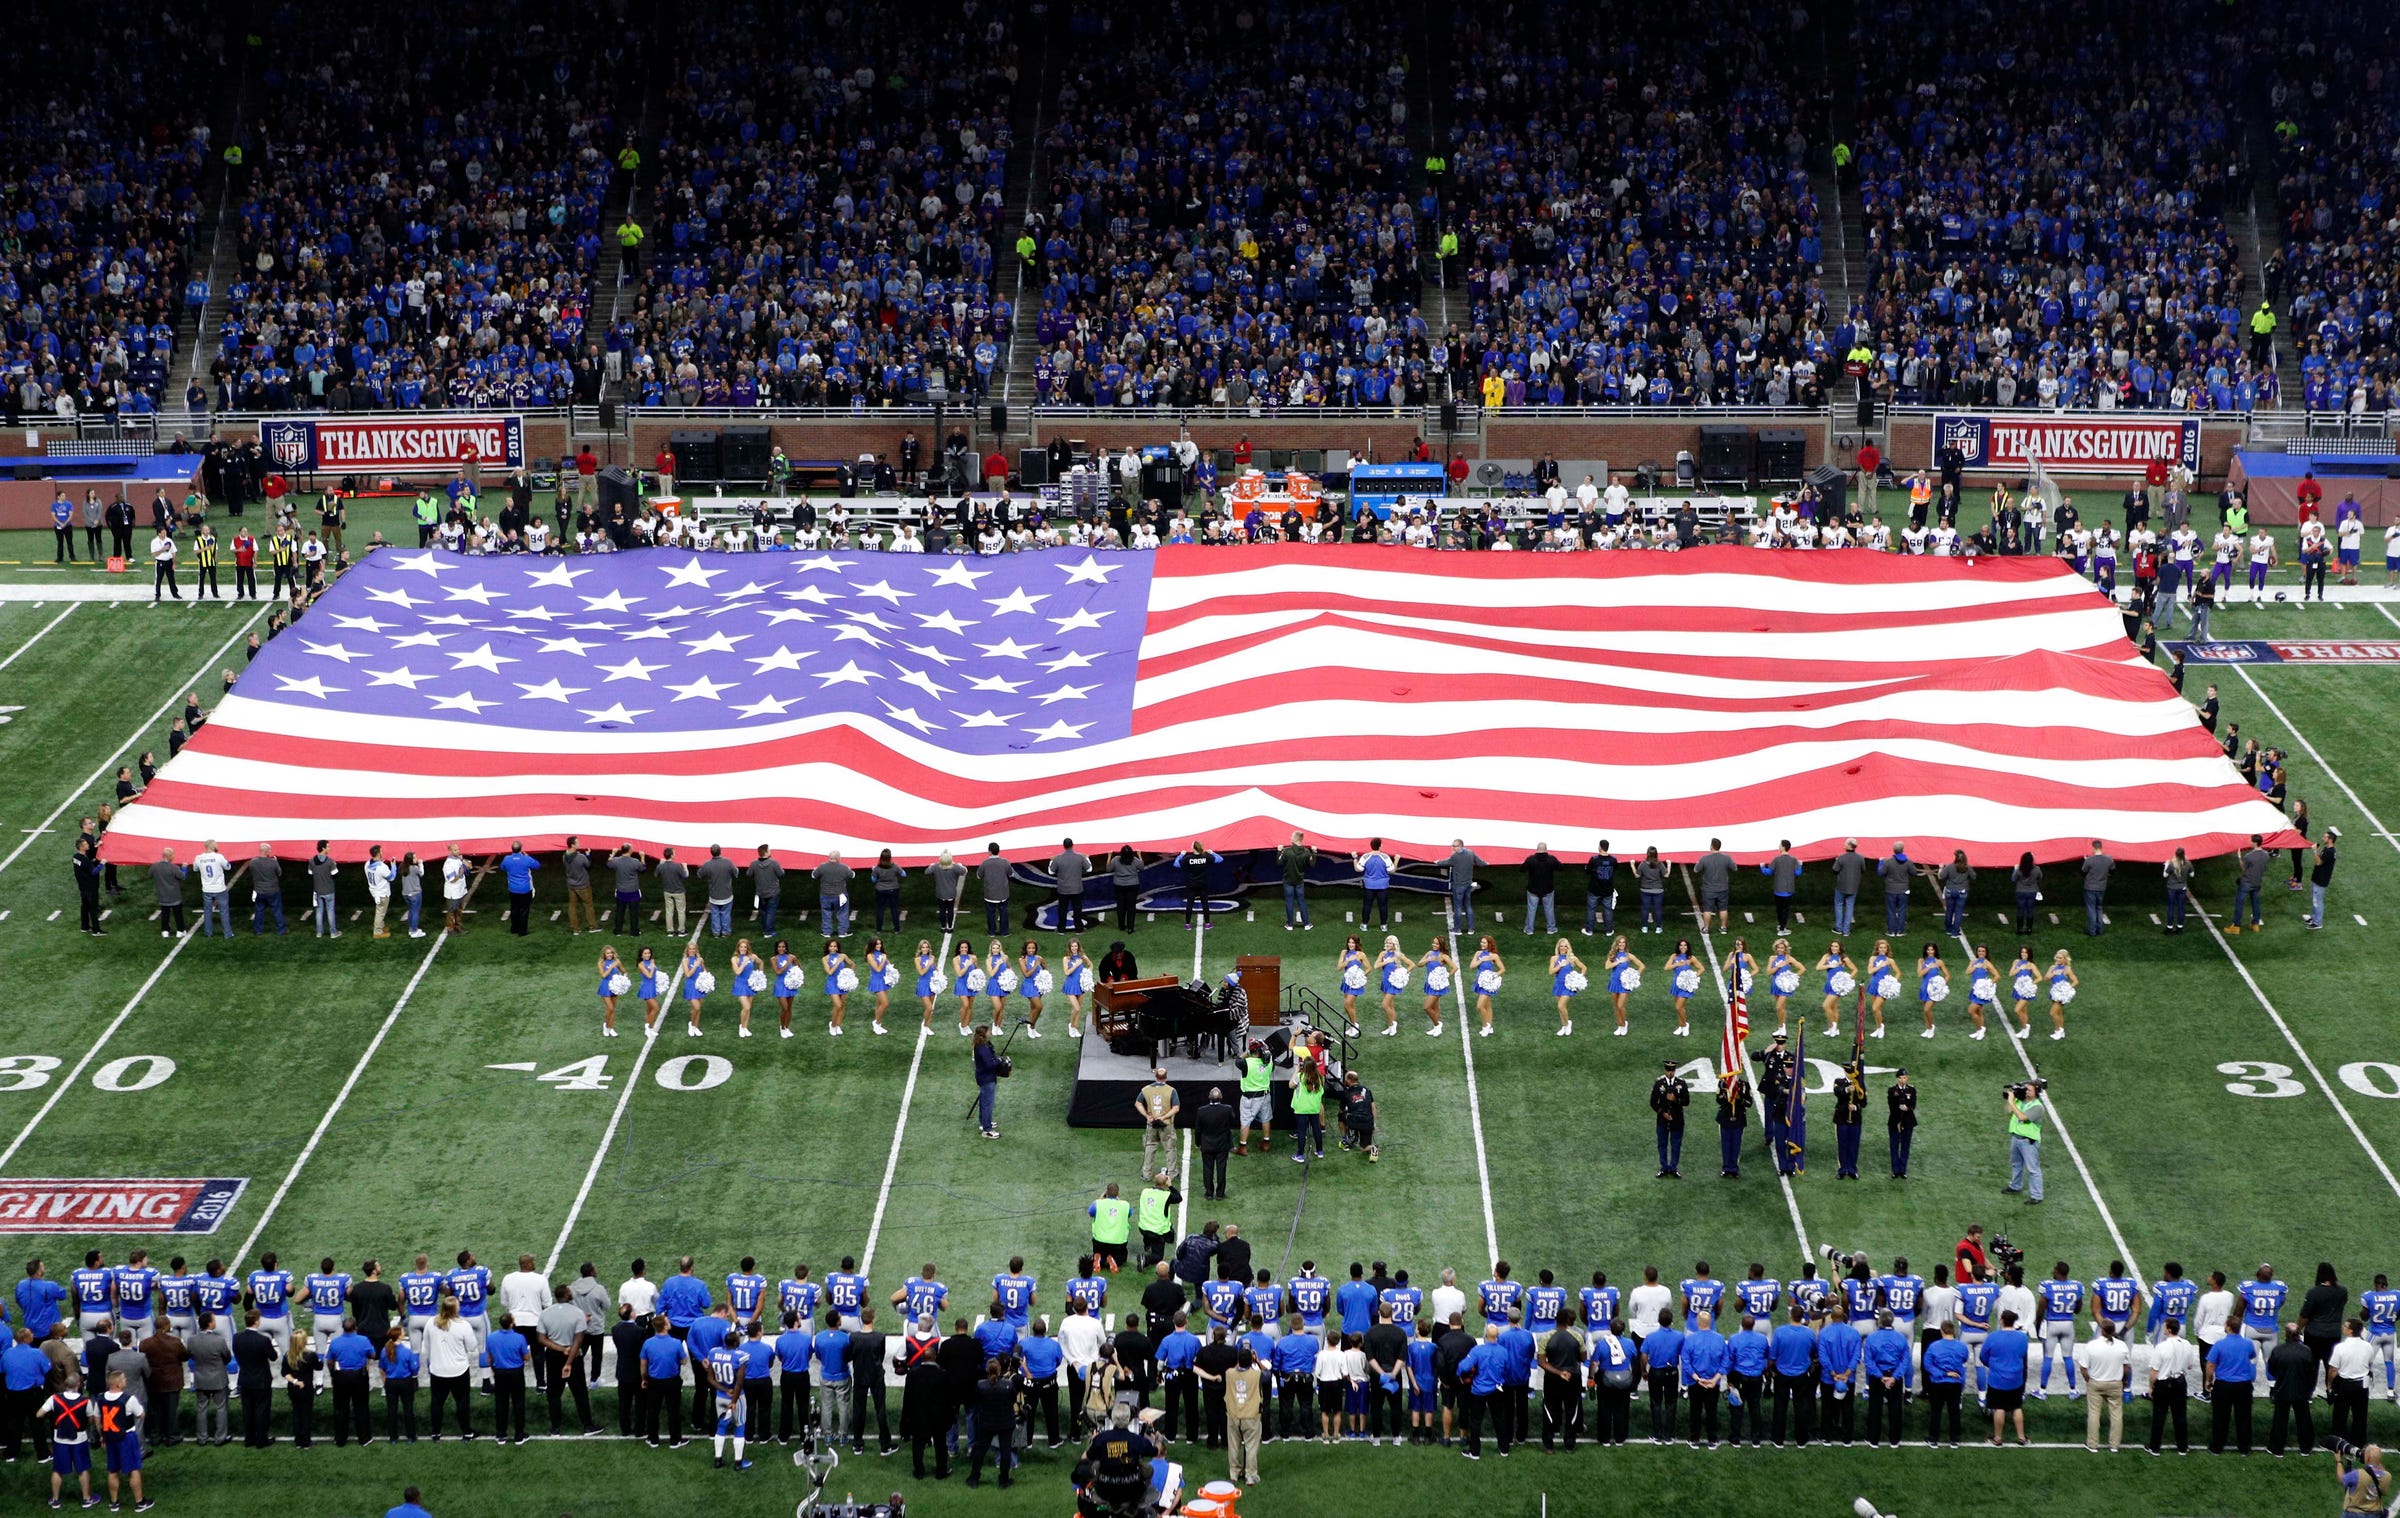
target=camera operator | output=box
[2001,1081,2046,1204]
[1074,1403,1158,1518]
[2338,1440,2390,1516]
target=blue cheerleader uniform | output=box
[2011,959,2039,1000]
[637,959,661,999]
[1062,954,1092,997]
[1378,955,1406,996]
[1608,953,1637,995]
[731,952,762,998]
[1765,953,1796,996]
[915,952,939,999]
[1820,957,1848,996]
[1967,960,1998,1007]
[1866,954,1897,999]
[1423,950,1450,992]
[1551,956,1577,997]
[1667,954,1697,999]
[2048,967,2072,1002]
[825,955,852,999]
[773,953,801,997]
[1341,951,1369,992]
[1729,954,1759,997]
[680,952,706,1005]
[867,951,897,994]
[1916,958,1942,1000]
[953,951,980,993]
[1471,951,1500,995]
[598,958,623,1001]
[1018,955,1046,1000]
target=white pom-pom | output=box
[836,966,859,992]
[1872,973,1900,1000]
[965,967,988,993]
[1829,970,1856,996]
[1674,967,1701,995]
[1970,976,1996,1002]
[1563,970,1589,992]
[996,967,1020,993]
[2051,982,2076,1005]
[781,965,807,994]
[1772,968,1800,995]
[1424,964,1452,993]
[1389,967,1411,991]
[2014,974,2039,1000]
[607,973,631,996]
[1476,968,1503,995]
[1925,975,1950,1003]
[1033,970,1055,996]
[693,970,717,996]
[1619,968,1641,990]
[929,971,949,994]
[1342,964,1368,991]
[745,968,769,995]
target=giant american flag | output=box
[101,543,2300,867]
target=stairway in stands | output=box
[991,6,1060,434]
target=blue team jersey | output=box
[1066,1277,1107,1312]
[1381,1286,1423,1330]
[705,1344,745,1395]
[1243,1284,1281,1323]
[1878,1274,1924,1320]
[2090,1277,2137,1323]
[826,1272,867,1314]
[192,1275,237,1316]
[1735,1280,1780,1320]
[901,1278,949,1319]
[1682,1279,1725,1320]
[446,1266,490,1313]
[71,1269,114,1312]
[779,1280,822,1323]
[725,1273,767,1320]
[1840,1278,1876,1320]
[1478,1279,1523,1321]
[2239,1280,2287,1332]
[2361,1290,2400,1335]
[1408,1337,1437,1387]
[1289,1276,1330,1325]
[2149,1279,2199,1331]
[992,1274,1036,1324]
[157,1275,196,1317]
[1526,1286,1567,1332]
[247,1270,294,1317]
[1955,1282,1999,1331]
[2037,1279,2082,1323]
[1790,1279,1831,1316]
[112,1267,160,1316]
[399,1272,445,1317]
[1201,1279,1243,1324]
[1581,1286,1621,1330]
[305,1273,351,1313]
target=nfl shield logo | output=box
[263,420,312,470]
[1937,417,1985,465]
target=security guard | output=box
[1832,1059,1868,1180]
[1886,1069,1919,1179]
[414,489,442,546]
[616,216,646,279]
[1136,1171,1181,1271]
[194,522,221,599]
[1650,1060,1690,1178]
[1759,1033,1794,1167]
[1235,1040,1274,1155]
[268,525,300,601]
[1716,1069,1752,1178]
[1087,1183,1133,1273]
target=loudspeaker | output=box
[1018,449,1051,487]
[2385,461,2400,481]
[666,429,720,486]
[1699,425,1753,485]
[12,463,45,481]
[1441,399,1460,434]
[719,426,771,482]
[1806,462,1848,520]
[990,403,1008,434]
[597,465,637,513]
[1756,428,1807,483]
[598,399,618,431]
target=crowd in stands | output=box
[0,6,212,424]
[208,0,623,413]
[2263,5,2400,415]
[616,0,1018,409]
[1846,0,2269,414]
[1432,1,1833,408]
[1028,4,1426,410]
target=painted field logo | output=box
[2268,641,2400,663]
[0,1179,245,1234]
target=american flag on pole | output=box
[1719,967,1750,1082]
[104,544,2301,865]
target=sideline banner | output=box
[261,414,524,475]
[0,1178,247,1233]
[1934,414,2200,476]
[2168,639,2400,665]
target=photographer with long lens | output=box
[2001,1081,2047,1205]
[2334,1439,2389,1515]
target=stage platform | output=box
[1065,1006,1309,1128]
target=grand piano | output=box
[1092,975,1240,1063]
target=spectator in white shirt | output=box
[421,1299,480,1437]
[617,1262,661,1322]
[2192,1272,2237,1351]
[2147,1318,2199,1454]
[1626,1269,1672,1351]
[195,839,234,938]
[2074,1323,2130,1450]
[499,1256,552,1334]
[1426,1269,1467,1333]
[2329,1319,2376,1447]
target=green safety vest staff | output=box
[1090,1194,1131,1245]
[1290,1080,1324,1118]
[1240,1053,1271,1095]
[1137,1186,1172,1236]
[2008,1096,2043,1144]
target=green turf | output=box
[0,545,2391,1515]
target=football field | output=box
[0,521,2389,1516]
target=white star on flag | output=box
[955,709,1015,728]
[388,552,449,577]
[504,605,565,623]
[881,702,940,735]
[421,614,484,630]
[978,637,1037,660]
[843,609,901,631]
[302,640,368,664]
[760,607,820,627]
[663,558,724,588]
[598,657,665,682]
[900,640,963,666]
[1049,608,1109,633]
[1059,554,1120,585]
[746,645,811,674]
[579,702,650,725]
[537,636,599,657]
[681,630,749,655]
[916,609,977,635]
[985,587,1048,616]
[388,630,450,649]
[331,614,392,633]
[274,674,343,699]
[427,691,499,715]
[780,584,841,606]
[579,589,644,613]
[791,555,853,573]
[366,666,436,689]
[851,578,913,604]
[1042,650,1098,672]
[448,643,518,674]
[618,625,678,642]
[896,667,952,700]
[1034,682,1096,705]
[733,694,796,720]
[966,673,1026,693]
[831,625,889,649]
[815,660,881,687]
[366,587,426,609]
[669,674,738,702]
[926,561,990,588]
[444,582,508,605]
[1025,718,1092,742]
[516,678,589,703]
[524,562,589,588]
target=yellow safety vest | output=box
[1090,1196,1131,1245]
[1136,1187,1171,1235]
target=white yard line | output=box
[1175,1126,1193,1240]
[0,607,265,878]
[0,604,76,677]
[2229,663,2393,847]
[1441,903,1503,1268]
[542,916,708,1277]
[860,928,953,1278]
[0,935,194,1169]
[1681,868,1814,1264]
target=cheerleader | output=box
[1862,939,1899,1039]
[729,938,764,1039]
[1962,943,1999,1041]
[1761,938,1801,1032]
[953,939,984,1033]
[1914,941,1949,1038]
[1722,936,1759,1012]
[2008,943,2042,1040]
[1817,940,1858,1031]
[982,940,1013,1028]
[596,945,627,1038]
[823,937,853,1036]
[1017,940,1048,1038]
[1549,938,1587,1036]
[1469,935,1506,1038]
[1336,936,1370,1032]
[1664,939,1699,1037]
[2044,949,2078,1040]
[679,943,708,1038]
[770,937,802,1039]
[635,946,664,1035]
[864,938,896,1036]
[1373,936,1414,1038]
[1605,935,1645,1036]
[1060,938,1093,1037]
[912,939,942,1036]
[1419,936,1453,1035]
